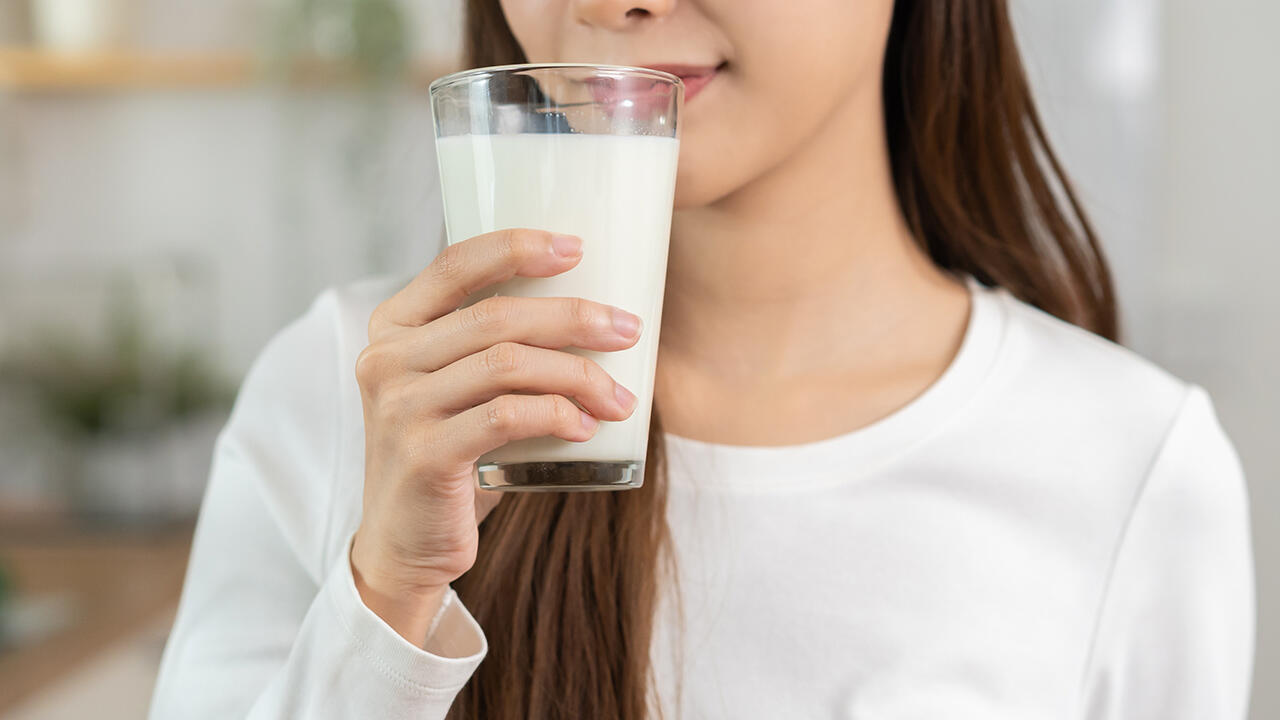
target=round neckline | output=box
[660,275,1010,490]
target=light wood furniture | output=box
[0,524,194,713]
[0,48,458,91]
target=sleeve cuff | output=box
[324,530,488,694]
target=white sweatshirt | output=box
[149,274,1255,719]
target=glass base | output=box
[477,460,643,492]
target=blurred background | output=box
[0,0,1273,717]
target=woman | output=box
[150,1,1256,718]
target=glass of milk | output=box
[429,64,682,492]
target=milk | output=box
[435,133,680,479]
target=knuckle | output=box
[468,296,513,333]
[553,395,580,428]
[575,354,598,388]
[482,341,522,377]
[354,344,387,388]
[484,396,519,434]
[497,228,521,259]
[569,296,598,331]
[501,228,539,261]
[366,303,390,341]
[431,243,466,284]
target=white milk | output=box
[435,133,679,471]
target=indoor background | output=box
[0,0,1274,717]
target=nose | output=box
[573,0,677,31]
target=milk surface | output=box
[435,133,680,466]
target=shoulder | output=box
[1140,384,1248,532]
[992,286,1188,410]
[917,285,1256,713]
[967,284,1251,579]
[965,284,1246,492]
[984,285,1190,441]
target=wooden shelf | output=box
[0,47,458,92]
[0,48,250,90]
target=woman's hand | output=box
[349,228,643,647]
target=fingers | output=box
[428,394,601,467]
[369,228,584,341]
[419,341,639,423]
[392,295,643,374]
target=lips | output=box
[584,63,722,118]
[677,71,716,103]
[640,63,722,103]
[585,74,670,109]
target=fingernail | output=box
[611,308,641,338]
[614,384,637,412]
[552,233,582,257]
[580,409,599,431]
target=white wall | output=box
[1015,1,1277,715]
[1011,0,1162,350]
[0,89,446,376]
[1156,2,1280,715]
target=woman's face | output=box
[498,0,897,209]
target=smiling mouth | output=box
[662,61,726,103]
[641,61,726,99]
[679,63,725,103]
[578,61,727,120]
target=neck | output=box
[658,77,963,385]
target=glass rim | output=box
[428,62,683,96]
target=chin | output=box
[673,181,713,210]
[670,104,763,210]
[672,154,740,210]
[673,179,728,210]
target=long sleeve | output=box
[1080,384,1256,719]
[149,288,486,719]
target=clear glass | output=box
[428,63,683,491]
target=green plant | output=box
[266,0,410,86]
[0,276,235,438]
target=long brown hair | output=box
[450,1,1118,718]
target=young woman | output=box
[150,1,1256,718]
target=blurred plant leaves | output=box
[265,0,410,87]
[0,275,235,438]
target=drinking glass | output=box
[429,63,682,491]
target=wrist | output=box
[350,538,451,647]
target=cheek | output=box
[673,0,895,208]
[671,79,764,209]
[497,0,560,62]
